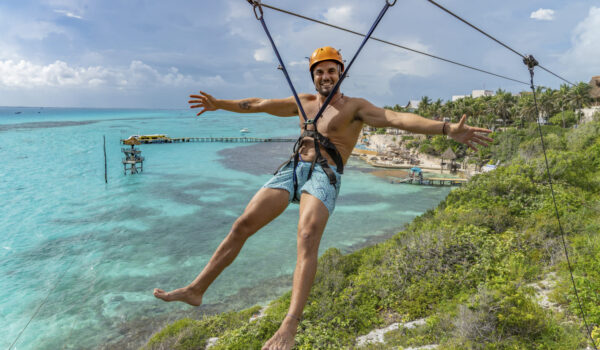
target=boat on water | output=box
[127,134,172,144]
[240,128,250,133]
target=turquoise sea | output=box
[0,107,452,349]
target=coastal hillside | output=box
[145,121,600,349]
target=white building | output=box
[472,90,494,98]
[452,90,495,102]
[452,95,469,102]
[405,100,420,110]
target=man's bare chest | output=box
[298,105,355,136]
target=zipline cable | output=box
[259,2,531,86]
[311,0,395,124]
[524,56,598,350]
[249,0,308,121]
[249,0,396,124]
[261,0,595,346]
[421,5,594,343]
[426,0,594,345]
[425,0,575,86]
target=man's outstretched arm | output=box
[188,91,299,117]
[356,98,493,151]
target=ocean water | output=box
[0,107,452,349]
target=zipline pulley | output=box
[523,54,539,71]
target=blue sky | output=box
[0,0,599,108]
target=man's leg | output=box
[262,192,330,350]
[154,187,290,306]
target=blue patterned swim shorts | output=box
[262,161,342,215]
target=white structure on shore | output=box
[472,89,494,98]
[452,89,495,101]
[451,95,469,102]
[405,100,421,111]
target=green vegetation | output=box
[385,83,594,162]
[146,120,600,349]
[145,306,262,349]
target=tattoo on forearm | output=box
[239,101,251,110]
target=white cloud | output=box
[530,8,555,21]
[54,9,83,19]
[559,7,600,77]
[0,59,223,89]
[323,5,353,27]
[344,41,439,96]
[253,47,273,62]
[224,0,248,22]
[44,0,89,17]
[289,60,307,67]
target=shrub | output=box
[549,110,577,128]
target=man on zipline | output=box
[154,46,492,350]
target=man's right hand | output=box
[189,91,218,116]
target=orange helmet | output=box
[309,46,344,75]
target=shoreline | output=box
[353,134,480,178]
[126,146,455,349]
[110,143,453,349]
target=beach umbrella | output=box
[441,147,457,160]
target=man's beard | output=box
[316,83,335,97]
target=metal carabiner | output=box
[252,0,264,20]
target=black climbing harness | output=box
[248,0,395,201]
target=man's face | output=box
[313,61,341,97]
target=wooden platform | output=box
[120,137,296,144]
[390,177,466,186]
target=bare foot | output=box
[153,287,203,306]
[262,324,297,350]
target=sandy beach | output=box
[354,133,479,178]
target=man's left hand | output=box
[448,114,493,151]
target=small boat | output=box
[240,128,250,133]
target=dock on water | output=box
[120,136,296,144]
[390,177,467,186]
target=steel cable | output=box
[425,0,574,86]
[525,58,598,350]
[258,2,531,86]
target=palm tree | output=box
[454,97,475,124]
[441,100,455,122]
[569,82,592,123]
[518,94,537,127]
[418,96,432,117]
[539,88,556,122]
[491,89,516,127]
[554,84,571,128]
[474,96,491,127]
[429,98,443,120]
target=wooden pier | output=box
[121,145,144,175]
[120,137,296,144]
[390,177,466,186]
